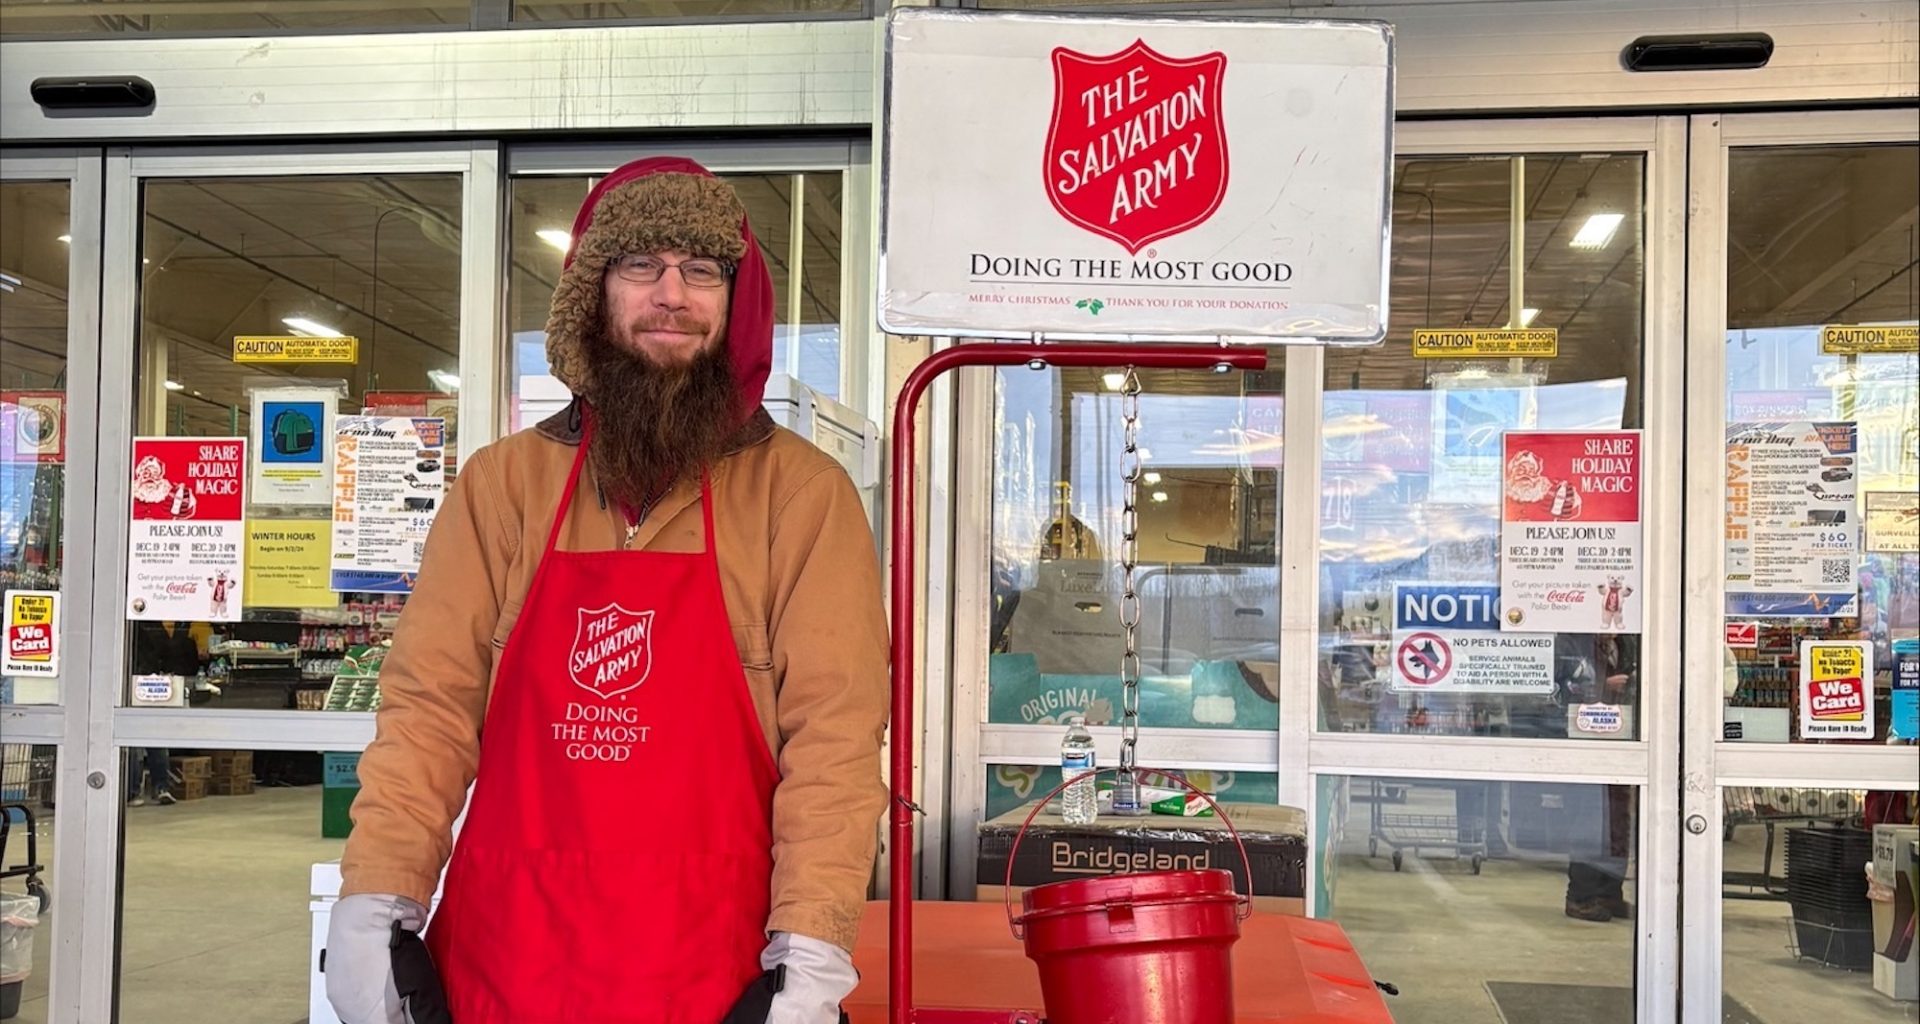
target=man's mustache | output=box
[625,314,713,336]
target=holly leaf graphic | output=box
[1075,298,1104,316]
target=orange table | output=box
[843,900,1394,1023]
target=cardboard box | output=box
[210,775,254,797]
[169,756,212,781]
[175,776,209,801]
[209,750,253,778]
[977,801,1306,916]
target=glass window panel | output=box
[781,171,842,399]
[1,180,71,707]
[116,747,348,1022]
[1720,143,1919,745]
[506,171,843,432]
[0,0,468,38]
[511,0,861,22]
[1721,786,1916,1021]
[127,175,462,710]
[988,364,1282,731]
[1317,774,1639,1022]
[1319,153,1646,739]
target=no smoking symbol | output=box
[1397,632,1452,686]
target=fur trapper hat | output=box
[544,156,775,424]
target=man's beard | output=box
[583,323,738,513]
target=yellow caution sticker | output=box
[1820,324,1917,355]
[1412,328,1558,359]
[233,335,360,364]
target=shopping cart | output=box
[0,804,49,916]
[1366,779,1487,874]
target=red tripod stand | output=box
[847,341,1394,1023]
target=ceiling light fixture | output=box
[1102,372,1127,392]
[57,235,71,244]
[1143,472,1162,485]
[1520,308,1541,328]
[1150,490,1170,503]
[427,369,461,392]
[282,316,344,337]
[1570,212,1624,250]
[164,380,184,391]
[536,229,572,252]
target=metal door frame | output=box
[0,145,104,1024]
[74,141,504,1024]
[1679,107,1920,1023]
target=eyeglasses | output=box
[608,254,734,289]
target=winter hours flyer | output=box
[127,438,247,622]
[1499,431,1643,634]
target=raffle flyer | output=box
[330,416,446,593]
[1725,421,1859,617]
[3,590,59,676]
[1499,431,1643,634]
[1798,640,1873,740]
[126,438,246,622]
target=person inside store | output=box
[126,619,210,806]
[1555,632,1637,923]
[325,156,889,1024]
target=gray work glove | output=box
[761,931,859,1024]
[325,892,429,1024]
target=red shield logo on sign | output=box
[568,604,654,699]
[1044,40,1229,254]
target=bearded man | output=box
[323,156,888,1024]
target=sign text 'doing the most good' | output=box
[880,10,1393,343]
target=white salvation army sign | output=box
[879,9,1393,343]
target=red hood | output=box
[562,156,775,426]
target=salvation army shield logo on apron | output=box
[568,604,655,699]
[1043,40,1229,254]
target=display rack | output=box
[206,599,401,710]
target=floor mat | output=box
[1485,982,1766,1024]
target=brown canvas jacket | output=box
[339,407,889,952]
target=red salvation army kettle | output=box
[1003,769,1252,1024]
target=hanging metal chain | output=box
[1114,366,1146,813]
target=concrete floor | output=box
[3,785,1916,1023]
[8,786,344,1024]
[1326,786,1919,1024]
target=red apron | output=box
[426,431,779,1023]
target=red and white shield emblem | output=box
[568,604,654,699]
[1044,40,1229,254]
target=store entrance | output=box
[0,136,869,1024]
[945,109,1918,1024]
[2,111,1913,1023]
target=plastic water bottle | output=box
[1060,715,1097,824]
